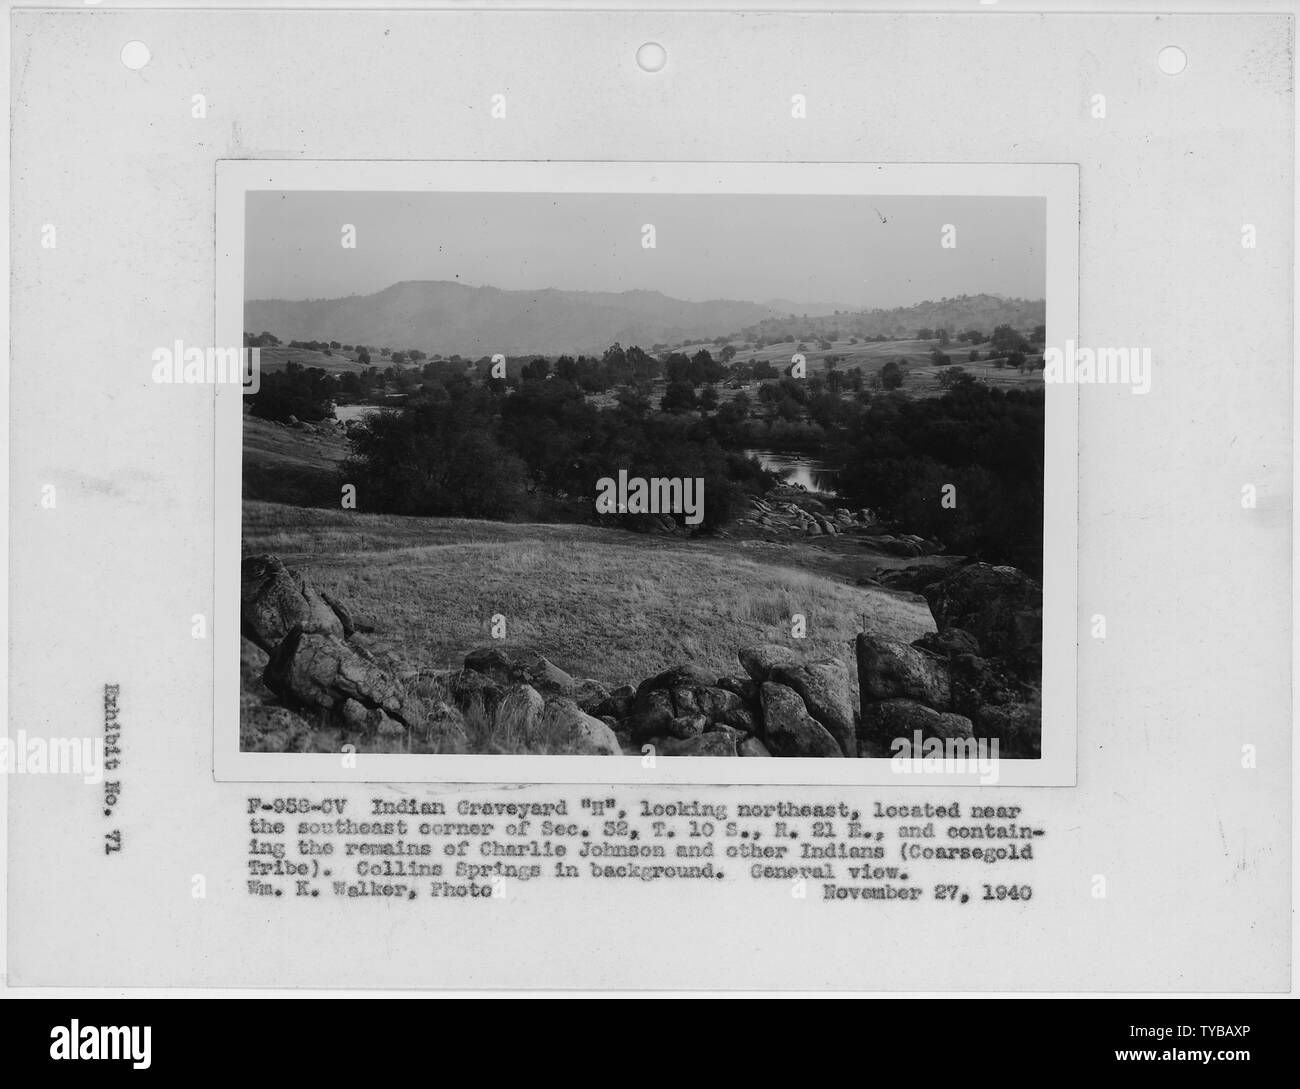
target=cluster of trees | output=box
[831,380,1045,574]
[248,362,338,423]
[250,325,1045,564]
[341,373,764,532]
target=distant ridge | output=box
[741,294,1046,341]
[245,282,1046,355]
[246,281,776,356]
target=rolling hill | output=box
[246,281,778,357]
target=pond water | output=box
[334,404,386,423]
[744,449,840,494]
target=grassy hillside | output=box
[242,501,936,707]
[242,412,349,507]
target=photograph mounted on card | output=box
[214,161,1078,786]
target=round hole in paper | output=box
[121,41,151,71]
[1157,46,1187,76]
[636,42,667,73]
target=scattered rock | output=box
[627,688,675,741]
[534,698,621,755]
[738,644,801,682]
[637,664,717,695]
[855,633,951,709]
[860,699,974,744]
[510,649,576,696]
[974,703,1041,758]
[263,627,417,729]
[933,712,976,740]
[716,707,758,733]
[667,714,707,739]
[860,698,943,742]
[948,654,1027,717]
[241,555,346,653]
[703,722,746,742]
[738,737,773,757]
[660,733,738,757]
[769,658,856,757]
[571,678,611,714]
[759,682,843,758]
[924,563,1042,662]
[463,647,514,685]
[462,646,576,696]
[716,676,758,703]
[912,627,981,658]
[592,684,636,721]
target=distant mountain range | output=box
[743,295,1046,341]
[245,280,1044,355]
[246,281,776,356]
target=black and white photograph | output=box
[224,164,1077,782]
[4,3,1292,1024]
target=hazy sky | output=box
[246,192,1044,309]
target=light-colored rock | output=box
[535,698,621,755]
[855,633,951,709]
[759,682,843,758]
[660,733,738,757]
[738,644,801,683]
[769,658,856,757]
[241,555,346,653]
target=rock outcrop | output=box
[243,552,1042,761]
[856,562,1042,759]
[241,554,348,652]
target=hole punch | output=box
[636,42,667,73]
[1157,45,1187,75]
[120,41,151,71]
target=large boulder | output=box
[860,698,972,743]
[532,699,621,755]
[659,733,738,757]
[948,653,1028,717]
[571,678,611,714]
[974,703,1041,758]
[636,664,717,696]
[592,684,636,721]
[912,627,981,659]
[855,634,951,709]
[627,688,675,741]
[511,649,577,696]
[738,737,773,757]
[738,644,801,682]
[462,646,576,696]
[263,627,419,731]
[667,714,707,740]
[759,683,843,758]
[241,555,347,653]
[923,563,1042,663]
[462,646,514,686]
[717,675,759,703]
[769,658,856,757]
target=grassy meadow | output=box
[242,500,935,704]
